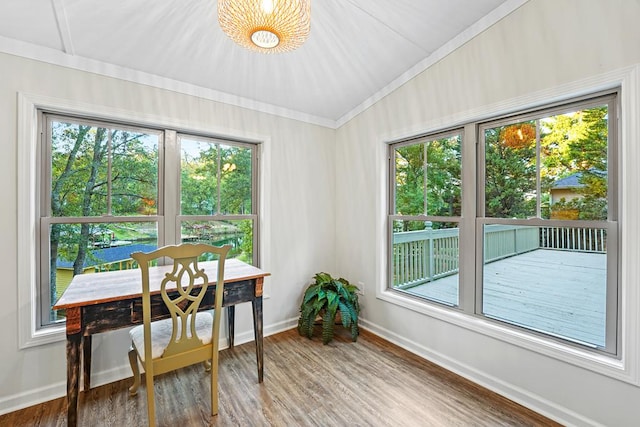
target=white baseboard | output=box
[0,318,300,416]
[358,318,603,427]
[0,381,65,416]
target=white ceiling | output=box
[0,0,526,127]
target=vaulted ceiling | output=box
[0,0,526,127]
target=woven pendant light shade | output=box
[218,0,311,53]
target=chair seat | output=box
[129,311,214,362]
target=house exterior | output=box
[549,171,607,220]
[54,244,157,299]
[549,173,584,220]
[550,173,584,205]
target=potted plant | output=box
[297,272,360,344]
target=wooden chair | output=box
[127,243,231,426]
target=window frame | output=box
[386,90,621,357]
[387,128,464,307]
[38,113,166,327]
[175,132,259,264]
[476,93,619,355]
[18,93,266,347]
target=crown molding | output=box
[0,36,336,129]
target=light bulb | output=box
[261,0,274,14]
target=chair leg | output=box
[204,359,211,372]
[210,356,218,416]
[211,368,218,416]
[145,367,156,427]
[128,344,141,396]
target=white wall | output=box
[335,1,640,426]
[0,52,336,412]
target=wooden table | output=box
[53,258,270,427]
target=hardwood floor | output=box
[1,328,560,426]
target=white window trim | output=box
[17,92,272,348]
[374,64,640,385]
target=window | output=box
[478,94,617,352]
[388,92,619,355]
[39,113,258,329]
[389,131,462,306]
[178,134,257,264]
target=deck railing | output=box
[392,224,606,288]
[393,228,459,288]
[483,225,539,263]
[539,226,606,253]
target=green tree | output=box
[484,123,537,218]
[541,107,608,220]
[220,145,253,260]
[49,121,157,315]
[394,136,461,230]
[181,143,217,215]
[220,145,252,214]
[179,141,254,259]
[426,137,461,218]
[395,143,426,218]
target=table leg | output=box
[66,332,82,427]
[252,296,264,382]
[227,305,235,348]
[82,335,92,391]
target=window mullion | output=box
[536,120,541,219]
[459,124,476,314]
[107,129,113,216]
[423,143,428,215]
[163,130,178,246]
[216,143,222,215]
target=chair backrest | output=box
[131,243,231,359]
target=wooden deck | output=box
[403,249,607,347]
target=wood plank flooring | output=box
[0,328,560,426]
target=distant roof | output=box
[552,173,584,190]
[551,170,606,190]
[57,243,157,269]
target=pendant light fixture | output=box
[218,0,311,53]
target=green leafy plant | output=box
[297,272,360,344]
